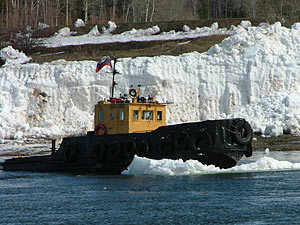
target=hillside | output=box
[31,35,229,63]
[1,18,265,63]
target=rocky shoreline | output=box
[253,134,300,151]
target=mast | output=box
[111,57,119,98]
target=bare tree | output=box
[0,0,299,30]
[66,0,69,25]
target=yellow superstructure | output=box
[94,94,166,135]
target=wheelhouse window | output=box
[133,110,139,120]
[119,109,124,121]
[98,110,103,121]
[110,113,114,120]
[142,110,153,120]
[157,111,162,121]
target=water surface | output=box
[1,151,300,225]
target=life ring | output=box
[160,135,173,154]
[136,139,149,156]
[63,146,78,162]
[174,131,190,150]
[95,142,107,162]
[233,120,253,145]
[105,140,121,162]
[190,130,212,152]
[94,123,107,135]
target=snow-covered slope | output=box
[0,21,299,139]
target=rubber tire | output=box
[137,140,149,157]
[234,120,253,145]
[63,146,77,162]
[106,141,121,162]
[124,139,136,157]
[174,132,190,150]
[190,130,212,152]
[95,142,107,162]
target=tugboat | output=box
[1,57,253,173]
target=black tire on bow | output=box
[245,143,253,157]
[233,120,253,145]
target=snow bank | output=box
[74,19,85,27]
[120,26,160,36]
[87,25,100,36]
[54,27,76,38]
[229,93,300,135]
[42,22,231,48]
[0,46,31,66]
[291,23,300,30]
[0,22,300,139]
[37,22,50,30]
[102,21,117,34]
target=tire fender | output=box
[63,146,78,162]
[137,139,149,157]
[190,130,212,152]
[233,120,253,145]
[95,142,107,162]
[124,139,136,157]
[245,143,253,157]
[174,131,190,150]
[106,141,121,162]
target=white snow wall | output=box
[0,22,300,139]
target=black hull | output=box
[1,118,253,174]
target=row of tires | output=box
[94,139,149,163]
[62,120,253,163]
[62,139,149,163]
[63,130,213,163]
[160,120,253,156]
[160,130,213,155]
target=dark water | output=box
[1,153,300,225]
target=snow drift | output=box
[0,21,299,139]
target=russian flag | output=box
[96,57,112,72]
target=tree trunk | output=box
[125,2,133,22]
[66,0,69,25]
[5,0,9,28]
[84,0,88,23]
[145,0,150,22]
[112,0,116,20]
[150,0,155,22]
